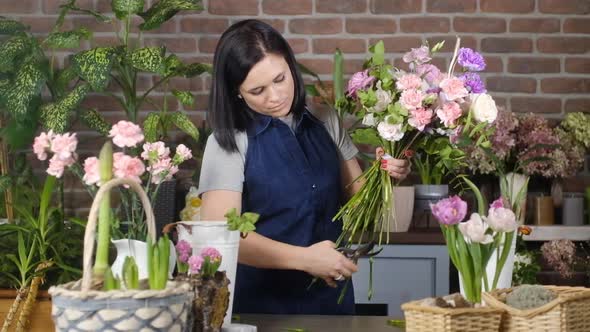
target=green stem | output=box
[93,142,113,276]
[492,231,515,290]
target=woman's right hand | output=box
[301,240,358,288]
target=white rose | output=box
[362,113,377,126]
[470,93,498,123]
[377,121,404,142]
[368,82,393,113]
[458,213,493,244]
[487,207,517,233]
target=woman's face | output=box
[238,53,294,118]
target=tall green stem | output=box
[93,142,113,276]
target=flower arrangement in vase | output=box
[431,178,518,303]
[334,38,498,247]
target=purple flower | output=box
[346,70,375,98]
[490,197,504,209]
[188,255,204,275]
[460,72,486,93]
[175,240,192,263]
[201,247,222,263]
[430,195,468,225]
[416,64,442,85]
[457,48,486,72]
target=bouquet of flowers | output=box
[431,178,518,303]
[334,38,497,246]
[32,120,193,240]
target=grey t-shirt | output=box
[197,108,358,196]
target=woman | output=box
[198,19,410,315]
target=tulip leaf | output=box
[461,176,486,215]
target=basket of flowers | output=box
[483,285,590,332]
[48,142,193,332]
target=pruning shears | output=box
[336,241,383,264]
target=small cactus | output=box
[506,285,556,310]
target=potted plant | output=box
[0,175,84,332]
[48,142,193,331]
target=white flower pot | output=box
[385,186,415,232]
[111,239,176,280]
[501,172,529,224]
[176,221,240,327]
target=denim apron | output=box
[233,110,355,315]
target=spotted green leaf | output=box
[170,112,198,141]
[0,18,28,35]
[41,83,90,133]
[72,47,120,91]
[177,62,211,78]
[143,112,161,142]
[161,54,183,76]
[112,0,145,19]
[138,0,203,31]
[129,46,166,73]
[81,108,111,136]
[44,27,92,49]
[0,35,31,73]
[172,90,194,107]
[2,57,46,119]
[54,66,78,95]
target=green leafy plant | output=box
[414,136,465,185]
[0,176,84,331]
[224,208,259,238]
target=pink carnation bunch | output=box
[32,131,78,178]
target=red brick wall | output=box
[3,0,590,214]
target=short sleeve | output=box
[196,132,248,196]
[314,108,359,161]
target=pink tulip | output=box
[430,195,467,225]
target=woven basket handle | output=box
[81,177,157,292]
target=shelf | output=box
[523,225,590,241]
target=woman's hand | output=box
[376,147,411,181]
[301,240,358,288]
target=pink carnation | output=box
[33,131,54,161]
[408,108,434,131]
[201,247,222,262]
[400,89,425,110]
[113,153,145,184]
[47,155,75,178]
[346,70,375,98]
[82,157,100,186]
[141,141,170,161]
[50,132,78,161]
[109,121,144,148]
[175,144,192,162]
[396,74,422,91]
[440,77,468,101]
[188,255,204,275]
[436,102,463,127]
[148,157,178,184]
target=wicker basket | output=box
[49,178,193,332]
[482,286,590,332]
[401,298,502,332]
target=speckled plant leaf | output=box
[177,62,211,78]
[142,112,161,142]
[44,27,92,49]
[72,47,120,91]
[170,111,199,141]
[40,83,90,133]
[161,54,183,76]
[2,57,46,119]
[0,18,28,35]
[138,0,202,31]
[112,0,145,19]
[172,90,194,107]
[80,108,111,136]
[0,35,31,73]
[54,66,78,95]
[129,46,166,73]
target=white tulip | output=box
[458,213,493,244]
[470,93,498,123]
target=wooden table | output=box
[237,314,403,332]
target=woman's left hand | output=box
[376,147,411,181]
